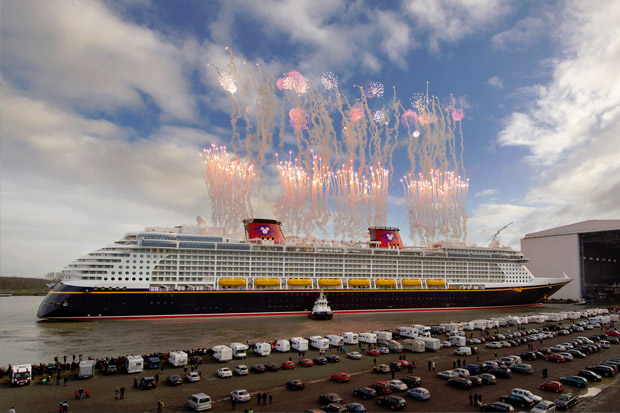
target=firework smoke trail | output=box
[401,170,468,245]
[200,145,255,234]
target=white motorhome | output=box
[326,335,344,347]
[253,342,271,357]
[417,337,441,351]
[472,320,487,330]
[403,339,425,352]
[169,351,188,367]
[125,355,144,373]
[386,340,403,353]
[290,337,309,352]
[530,315,547,324]
[274,339,290,352]
[309,336,329,350]
[448,336,466,347]
[343,332,359,345]
[9,364,31,386]
[78,360,95,379]
[412,325,431,337]
[373,331,393,342]
[230,343,249,359]
[397,327,416,338]
[212,345,233,363]
[359,332,378,344]
[440,323,460,333]
[460,321,475,331]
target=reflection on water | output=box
[0,295,590,365]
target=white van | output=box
[212,345,233,363]
[253,342,271,357]
[373,331,393,342]
[359,332,377,344]
[448,336,466,347]
[188,392,212,411]
[453,346,472,356]
[472,320,487,330]
[343,332,358,345]
[125,355,144,374]
[309,336,329,350]
[78,360,95,379]
[169,351,188,367]
[326,335,344,347]
[274,339,290,352]
[290,337,309,352]
[230,343,248,359]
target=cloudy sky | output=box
[2,0,619,278]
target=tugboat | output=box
[309,290,333,320]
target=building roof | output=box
[524,220,620,239]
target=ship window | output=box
[111,277,115,280]
[104,277,108,281]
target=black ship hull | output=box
[37,281,569,321]
[309,311,334,320]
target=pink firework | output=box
[289,108,310,131]
[277,71,308,94]
[452,108,464,121]
[400,110,418,128]
[349,107,365,122]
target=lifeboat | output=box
[219,278,247,287]
[254,278,280,287]
[427,279,446,287]
[288,278,312,287]
[375,279,397,287]
[318,278,342,287]
[402,279,422,287]
[348,278,370,287]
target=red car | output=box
[605,329,620,336]
[299,358,314,367]
[540,380,564,392]
[399,360,410,368]
[366,349,380,356]
[544,354,566,363]
[281,360,295,370]
[330,372,351,382]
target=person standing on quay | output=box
[428,360,432,371]
[120,386,125,399]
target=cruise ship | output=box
[37,218,570,320]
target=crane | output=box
[487,221,513,247]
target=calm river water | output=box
[0,295,584,366]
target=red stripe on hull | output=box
[47,302,542,321]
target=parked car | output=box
[480,373,497,384]
[330,372,351,382]
[250,364,266,373]
[326,355,341,363]
[373,364,391,374]
[554,393,577,410]
[299,358,314,367]
[388,380,408,392]
[166,375,183,386]
[518,352,538,361]
[140,376,157,390]
[401,375,422,388]
[531,400,557,413]
[512,388,542,403]
[314,357,328,365]
[512,363,534,375]
[448,377,472,389]
[371,381,392,395]
[544,354,566,363]
[217,367,232,378]
[322,403,348,413]
[230,389,251,403]
[234,365,249,376]
[265,363,280,372]
[388,361,402,372]
[105,364,118,375]
[559,376,588,388]
[281,360,296,370]
[186,372,201,383]
[540,381,564,392]
[347,352,362,360]
[286,379,305,390]
[437,370,459,380]
[567,350,586,358]
[345,402,367,412]
[366,348,380,356]
[319,393,343,404]
[469,375,483,386]
[187,393,211,412]
[585,365,614,377]
[376,395,406,410]
[480,402,514,412]
[499,394,536,409]
[490,366,512,378]
[353,387,377,399]
[407,387,430,400]
[578,370,602,382]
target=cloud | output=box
[491,15,548,50]
[487,76,504,89]
[1,0,197,121]
[475,188,498,197]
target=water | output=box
[0,295,586,366]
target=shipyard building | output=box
[521,220,620,302]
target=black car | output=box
[586,365,614,377]
[490,366,512,378]
[481,401,514,412]
[555,393,578,410]
[609,337,620,345]
[314,357,328,365]
[326,355,341,363]
[166,375,183,386]
[568,349,586,358]
[105,364,118,375]
[320,393,344,404]
[577,345,593,355]
[286,379,305,390]
[388,361,402,372]
[401,375,422,388]
[578,370,602,382]
[518,352,538,361]
[353,387,377,399]
[322,403,348,413]
[251,364,266,373]
[448,377,472,389]
[499,394,536,408]
[539,347,552,355]
[140,376,157,390]
[377,395,406,410]
[469,375,483,386]
[265,363,280,372]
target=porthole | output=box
[125,277,129,281]
[111,277,115,281]
[104,277,108,281]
